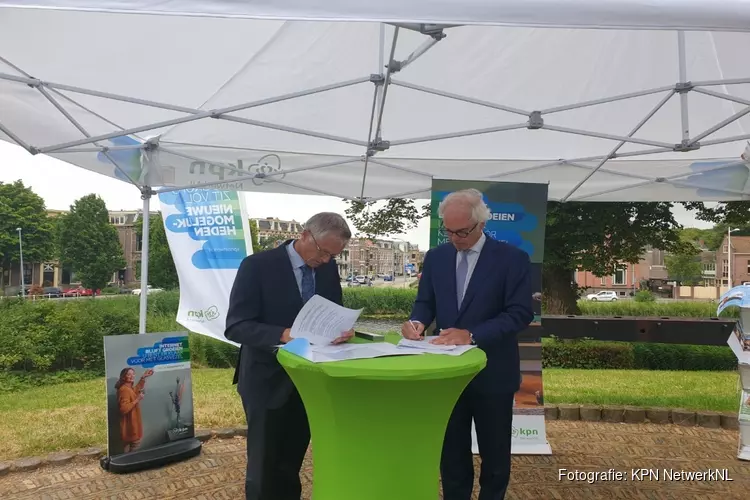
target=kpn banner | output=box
[429,179,551,455]
[104,332,195,457]
[158,189,252,346]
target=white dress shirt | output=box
[457,231,487,301]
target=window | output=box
[747,260,750,274]
[723,244,728,253]
[723,260,729,277]
[600,276,606,285]
[613,267,626,285]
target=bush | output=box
[543,339,635,369]
[542,337,737,371]
[633,290,656,302]
[342,288,415,316]
[577,300,731,318]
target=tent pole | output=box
[139,188,152,334]
[677,31,690,143]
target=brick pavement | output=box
[0,421,747,499]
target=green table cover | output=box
[277,334,487,500]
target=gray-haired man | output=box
[225,212,354,500]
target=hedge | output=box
[542,339,737,371]
[0,288,740,374]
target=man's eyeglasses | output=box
[440,222,478,239]
[310,233,338,259]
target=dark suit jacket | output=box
[225,240,343,410]
[409,237,534,393]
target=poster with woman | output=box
[104,332,195,457]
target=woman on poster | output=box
[115,367,154,453]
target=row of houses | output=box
[2,213,424,291]
[255,217,425,279]
[574,234,748,298]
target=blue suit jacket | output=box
[410,237,534,393]
[225,240,343,410]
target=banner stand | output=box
[100,437,202,474]
[429,179,552,456]
[101,332,202,474]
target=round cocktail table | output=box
[277,334,486,500]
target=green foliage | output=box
[0,180,55,283]
[344,199,430,238]
[578,300,733,318]
[58,194,126,291]
[248,219,261,253]
[665,252,703,285]
[342,287,416,316]
[542,339,635,369]
[0,369,101,394]
[633,290,656,302]
[542,338,736,371]
[136,213,178,289]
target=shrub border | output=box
[0,406,739,476]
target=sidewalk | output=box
[1,420,747,499]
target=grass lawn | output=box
[0,368,740,461]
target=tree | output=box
[58,194,126,292]
[0,181,55,289]
[248,219,261,254]
[665,251,703,286]
[135,213,178,289]
[344,199,686,314]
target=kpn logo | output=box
[512,426,539,439]
[187,305,220,322]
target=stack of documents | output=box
[397,336,477,356]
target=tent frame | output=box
[2,27,750,332]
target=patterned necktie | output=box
[300,264,315,304]
[456,250,469,308]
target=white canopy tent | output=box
[3,1,750,332]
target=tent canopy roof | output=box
[2,2,750,202]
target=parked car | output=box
[585,291,618,302]
[132,285,164,296]
[42,287,62,298]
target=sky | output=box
[0,140,712,250]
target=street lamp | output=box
[16,227,24,297]
[391,238,410,288]
[728,227,740,289]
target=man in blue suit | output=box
[225,212,354,500]
[402,189,533,500]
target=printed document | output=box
[290,294,363,345]
[397,336,477,356]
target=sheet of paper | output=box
[307,342,419,362]
[290,294,363,345]
[397,336,477,356]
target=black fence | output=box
[518,316,737,346]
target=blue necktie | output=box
[301,264,315,304]
[456,250,469,308]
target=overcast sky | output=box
[0,141,713,250]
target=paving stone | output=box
[214,428,236,439]
[670,408,696,426]
[557,404,580,421]
[601,406,625,423]
[645,408,671,424]
[0,462,10,477]
[47,451,75,466]
[696,411,722,428]
[544,405,558,420]
[623,406,646,424]
[77,447,103,459]
[13,456,42,472]
[721,412,740,430]
[234,426,248,437]
[195,429,213,442]
[579,405,601,422]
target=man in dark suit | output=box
[402,189,533,500]
[225,212,354,500]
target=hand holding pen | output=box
[401,319,425,340]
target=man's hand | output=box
[332,329,355,345]
[280,328,293,344]
[430,328,472,346]
[401,320,424,340]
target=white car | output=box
[132,285,164,296]
[586,291,618,302]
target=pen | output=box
[409,320,422,338]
